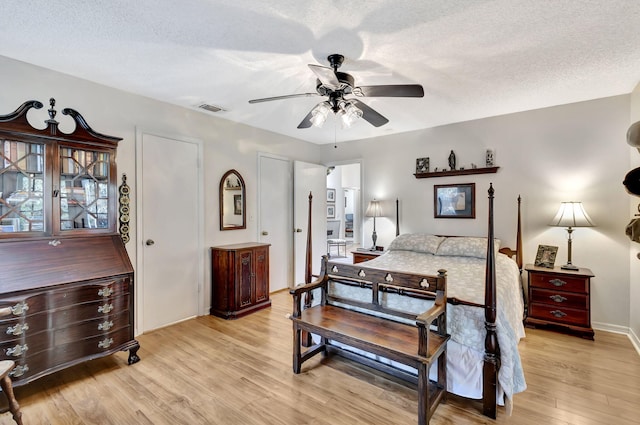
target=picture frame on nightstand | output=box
[534,244,558,268]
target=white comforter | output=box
[328,250,527,401]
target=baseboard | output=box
[592,321,629,335]
[629,328,640,356]
[592,321,640,356]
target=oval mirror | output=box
[219,169,246,230]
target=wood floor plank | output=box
[1,290,639,425]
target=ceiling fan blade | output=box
[308,64,340,89]
[351,99,389,127]
[356,84,424,98]
[248,93,318,104]
[297,108,315,129]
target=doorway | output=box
[326,162,362,254]
[136,131,203,333]
[258,155,327,290]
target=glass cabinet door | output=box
[59,147,110,230]
[0,139,45,233]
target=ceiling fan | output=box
[248,54,424,129]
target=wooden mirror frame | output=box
[219,169,246,231]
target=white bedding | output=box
[328,244,527,403]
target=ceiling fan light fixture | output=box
[310,102,331,127]
[340,102,363,128]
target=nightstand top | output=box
[353,248,384,255]
[525,263,594,278]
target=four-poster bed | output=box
[291,184,525,419]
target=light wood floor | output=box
[2,290,640,425]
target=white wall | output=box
[321,95,632,331]
[0,55,322,309]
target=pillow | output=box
[435,236,501,258]
[388,233,445,254]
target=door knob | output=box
[145,239,155,246]
[295,228,302,233]
[261,231,269,236]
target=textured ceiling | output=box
[2,1,640,144]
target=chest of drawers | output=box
[0,235,139,386]
[524,264,594,339]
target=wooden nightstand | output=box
[352,249,384,264]
[524,264,594,339]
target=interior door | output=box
[258,154,292,292]
[137,132,202,332]
[293,161,327,284]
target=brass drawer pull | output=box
[98,303,114,314]
[6,343,28,357]
[9,364,29,378]
[550,310,567,318]
[98,320,114,331]
[549,295,567,303]
[549,279,567,287]
[10,302,29,316]
[6,323,29,336]
[98,337,114,349]
[98,287,114,297]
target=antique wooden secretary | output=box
[0,99,139,386]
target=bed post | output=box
[515,195,523,271]
[483,184,498,419]
[302,192,313,347]
[305,192,313,286]
[396,198,400,237]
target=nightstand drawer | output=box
[529,303,589,327]
[529,273,587,293]
[529,288,588,310]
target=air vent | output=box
[198,103,226,113]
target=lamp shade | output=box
[549,202,595,228]
[365,199,383,217]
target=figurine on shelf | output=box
[448,150,456,170]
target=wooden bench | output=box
[289,256,450,425]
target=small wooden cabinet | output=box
[352,249,384,264]
[210,243,271,319]
[0,99,139,387]
[524,264,594,339]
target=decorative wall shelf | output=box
[414,166,500,179]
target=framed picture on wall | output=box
[416,157,429,173]
[327,204,335,219]
[534,245,558,268]
[327,188,336,202]
[434,183,475,218]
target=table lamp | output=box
[365,199,383,249]
[548,201,594,270]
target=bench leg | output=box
[439,350,447,403]
[417,363,429,425]
[293,325,302,374]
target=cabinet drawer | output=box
[49,277,130,309]
[529,288,588,310]
[0,294,47,319]
[54,310,130,345]
[529,303,589,327]
[0,311,48,340]
[52,294,130,327]
[1,329,50,359]
[529,273,587,293]
[8,327,132,383]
